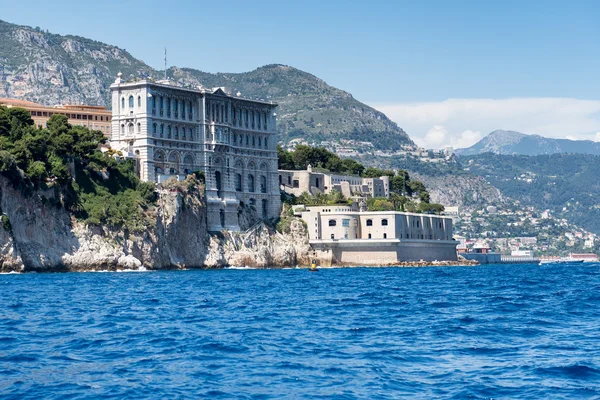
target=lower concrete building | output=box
[300,206,457,264]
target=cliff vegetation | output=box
[0,105,156,232]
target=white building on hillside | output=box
[109,74,281,231]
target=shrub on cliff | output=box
[0,106,158,232]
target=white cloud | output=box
[371,98,600,149]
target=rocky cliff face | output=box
[0,19,413,150]
[0,176,310,272]
[412,173,505,207]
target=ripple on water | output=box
[0,264,599,399]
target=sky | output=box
[3,0,600,149]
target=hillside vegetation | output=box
[0,105,157,231]
[278,145,444,214]
[463,153,600,234]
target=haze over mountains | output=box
[456,130,600,156]
[0,19,412,150]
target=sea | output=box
[1,264,599,399]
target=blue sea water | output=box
[1,264,600,399]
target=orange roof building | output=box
[0,98,112,137]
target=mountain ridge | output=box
[0,19,413,150]
[456,129,600,156]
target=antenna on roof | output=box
[164,47,167,80]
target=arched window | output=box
[174,99,178,118]
[152,123,157,134]
[264,112,268,130]
[120,124,125,134]
[264,138,268,148]
[189,128,193,141]
[174,127,179,139]
[260,175,267,193]
[247,174,255,192]
[366,219,373,226]
[129,96,134,108]
[167,98,171,117]
[137,122,141,133]
[137,96,141,107]
[189,102,193,120]
[128,123,134,134]
[383,233,387,239]
[121,98,125,109]
[152,96,156,109]
[160,124,164,137]
[258,137,262,147]
[368,233,372,239]
[382,219,388,226]
[252,136,255,146]
[246,135,249,146]
[329,220,336,227]
[235,173,242,191]
[167,125,172,138]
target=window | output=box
[246,135,249,146]
[137,122,141,133]
[382,219,388,226]
[293,179,299,188]
[167,125,172,138]
[138,96,141,107]
[174,127,179,139]
[384,233,388,239]
[120,124,125,134]
[252,136,255,146]
[331,234,335,239]
[189,128,193,141]
[152,123,157,134]
[258,137,262,147]
[152,96,156,109]
[264,138,268,148]
[366,219,373,226]
[160,124,164,137]
[235,174,242,191]
[368,233,372,239]
[174,99,178,118]
[129,96,134,108]
[342,219,350,227]
[328,220,336,227]
[167,98,171,117]
[260,176,267,193]
[248,174,255,192]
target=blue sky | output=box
[3,0,600,147]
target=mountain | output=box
[0,19,412,150]
[456,130,600,156]
[463,153,600,234]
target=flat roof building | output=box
[0,98,112,136]
[301,206,457,264]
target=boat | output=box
[539,257,585,266]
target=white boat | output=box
[539,257,585,266]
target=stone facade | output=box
[279,167,390,198]
[301,206,457,263]
[110,75,281,232]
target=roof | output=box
[0,98,43,107]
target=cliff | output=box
[0,176,311,272]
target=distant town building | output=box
[0,98,112,136]
[109,74,281,231]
